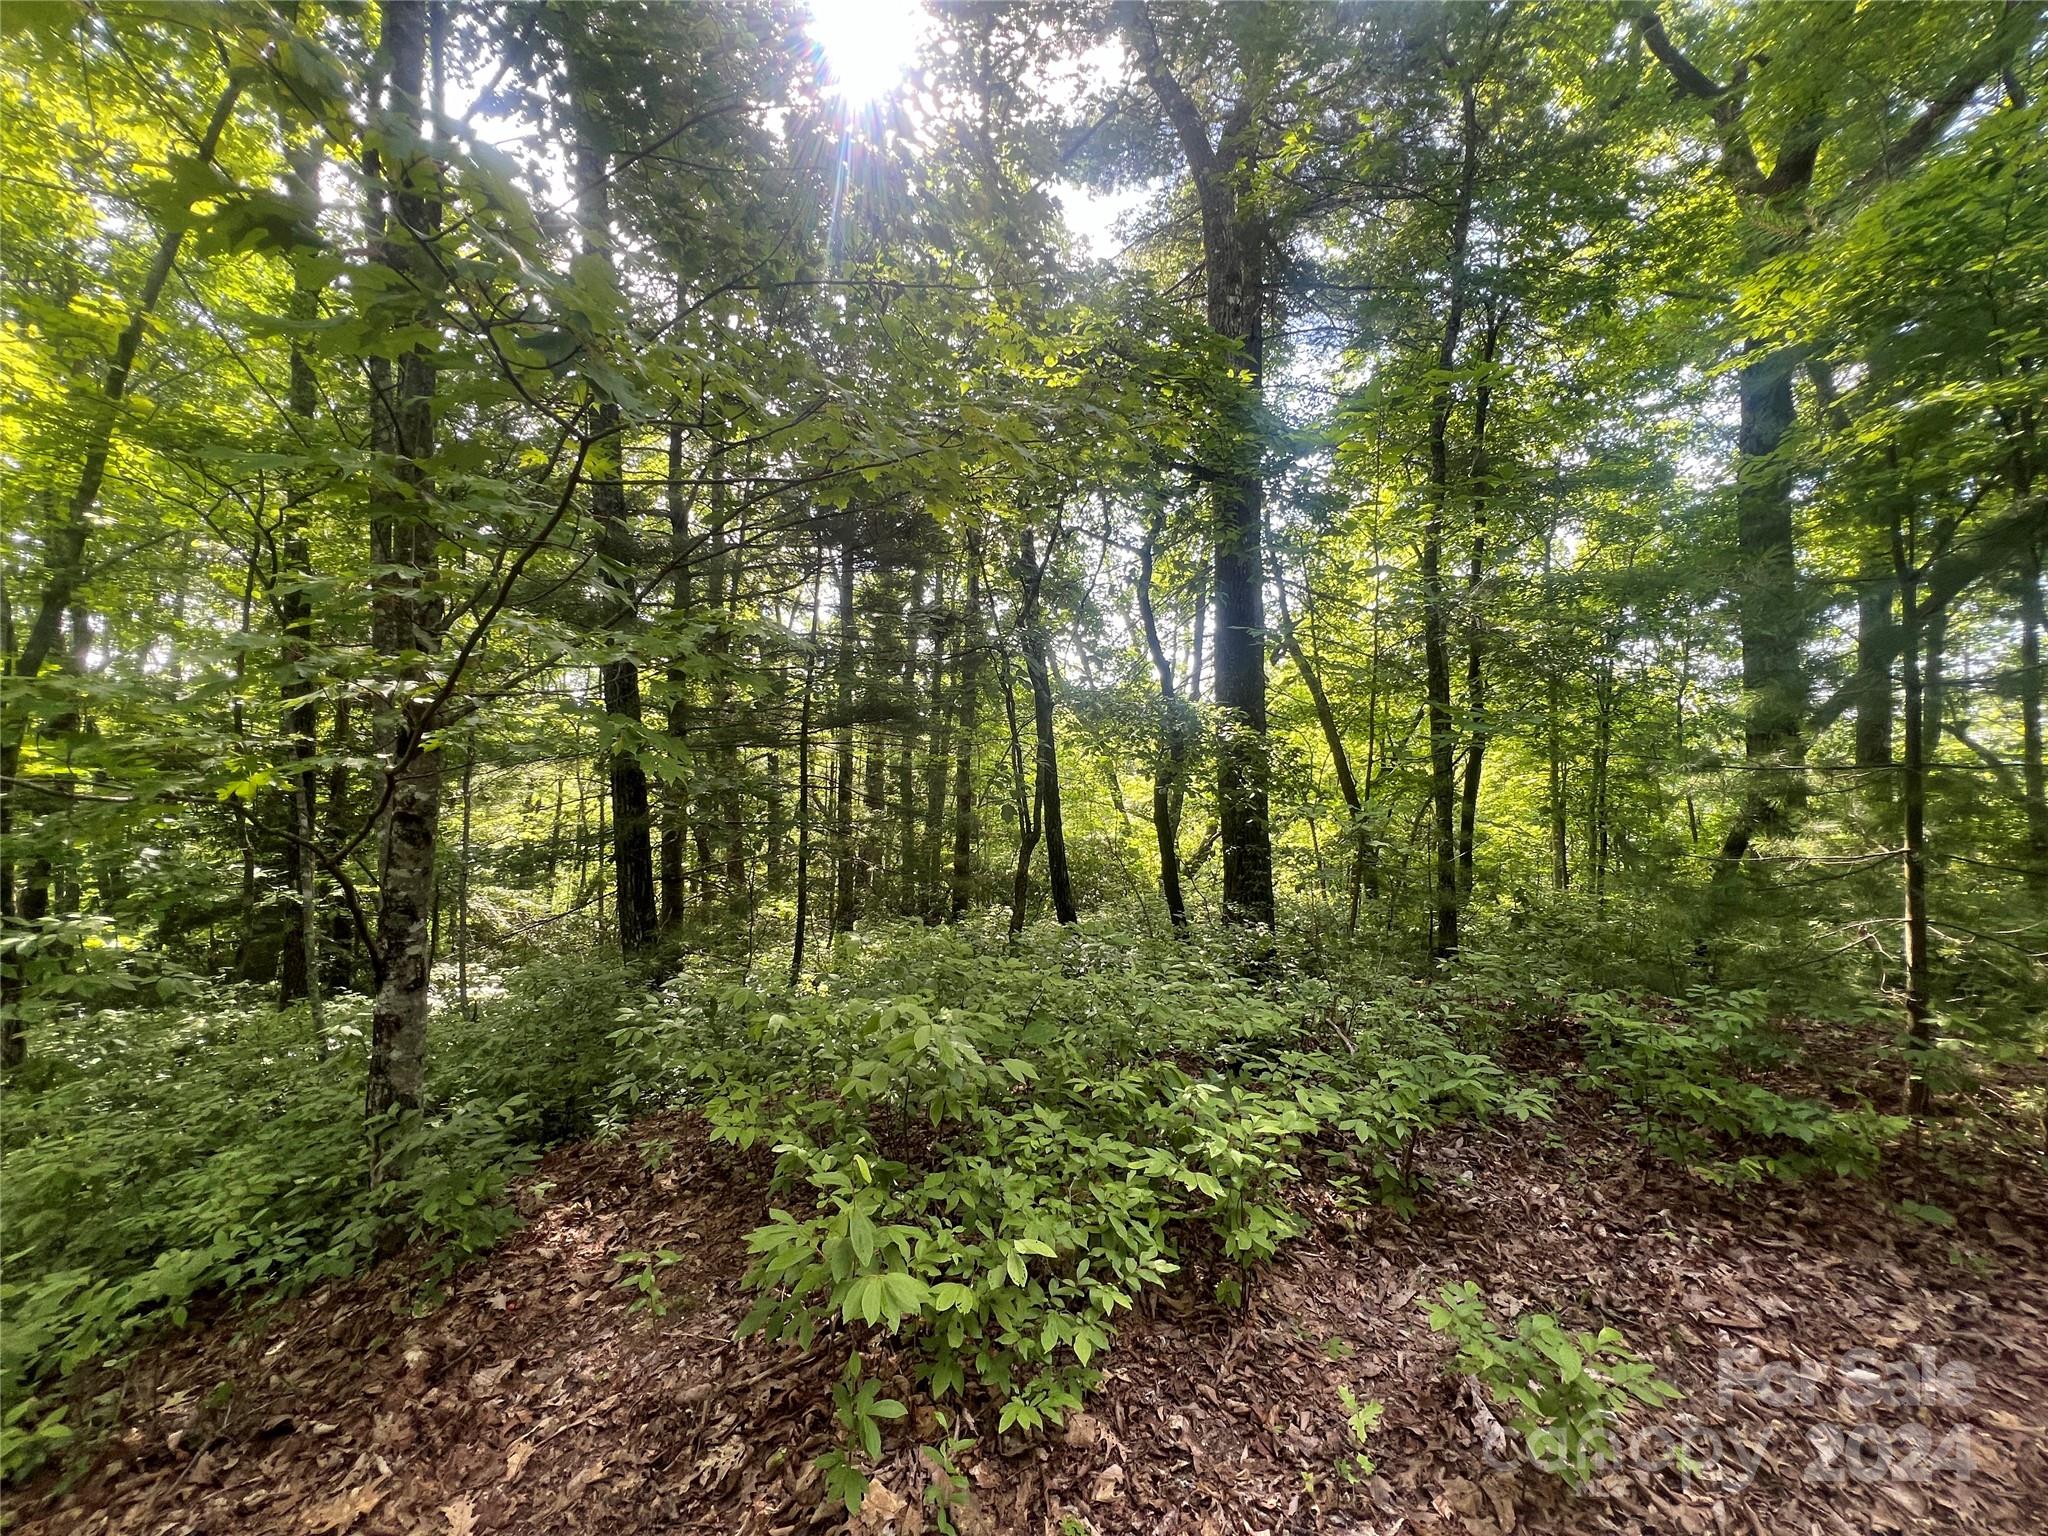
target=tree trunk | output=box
[791,546,824,985]
[1270,558,1359,924]
[2020,540,2047,899]
[364,0,444,1142]
[455,736,473,1015]
[1716,345,1806,866]
[832,533,859,933]
[717,482,748,917]
[1894,532,1934,1116]
[277,118,324,1013]
[1124,3,1273,928]
[949,536,983,921]
[1422,80,1480,960]
[917,579,954,922]
[1137,507,1190,930]
[660,341,690,930]
[1019,529,1075,925]
[1004,650,1041,940]
[1457,308,1504,902]
[1854,564,1895,776]
[570,42,657,958]
[1591,652,1616,903]
[326,695,359,991]
[1543,519,1569,893]
[896,568,925,915]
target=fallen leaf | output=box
[505,1441,536,1483]
[851,1477,906,1533]
[302,1479,388,1534]
[694,1438,746,1484]
[441,1496,477,1536]
[1065,1411,1106,1449]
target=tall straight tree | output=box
[1420,77,1482,960]
[1137,504,1192,930]
[567,18,657,957]
[1122,2,1275,928]
[363,0,445,1132]
[1016,525,1076,926]
[948,533,983,921]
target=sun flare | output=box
[806,0,923,106]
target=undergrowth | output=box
[1572,989,1907,1184]
[0,957,632,1479]
[608,921,1561,1506]
[1,911,1917,1493]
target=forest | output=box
[2,0,2045,1531]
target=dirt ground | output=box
[9,1093,2046,1536]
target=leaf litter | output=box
[6,1102,2045,1535]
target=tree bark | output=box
[1716,344,1806,864]
[1422,80,1480,960]
[1854,565,1895,776]
[277,117,325,1014]
[1137,507,1191,930]
[949,535,983,921]
[1004,649,1041,940]
[325,695,359,992]
[1457,307,1504,902]
[1019,529,1076,925]
[832,533,859,933]
[1123,2,1273,927]
[2020,539,2047,899]
[896,567,927,915]
[714,475,747,917]
[569,32,657,957]
[791,545,824,985]
[660,320,690,930]
[1893,520,1934,1115]
[917,576,954,921]
[364,0,444,1141]
[1543,517,1569,892]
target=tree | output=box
[1120,1,1276,928]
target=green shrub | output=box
[1333,1383,1382,1482]
[1267,1010,1552,1213]
[1574,989,1905,1182]
[1423,1281,1679,1486]
[606,919,1556,1510]
[0,955,629,1481]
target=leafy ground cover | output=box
[5,918,2045,1533]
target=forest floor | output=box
[10,1071,2048,1536]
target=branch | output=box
[1945,719,2028,803]
[1629,4,1766,194]
[1116,2,1216,183]
[1631,4,1730,101]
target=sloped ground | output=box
[9,1101,2046,1536]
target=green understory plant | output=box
[613,1248,688,1316]
[1334,1383,1383,1482]
[1423,1281,1680,1487]
[605,920,1571,1512]
[0,956,631,1481]
[1574,990,1905,1183]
